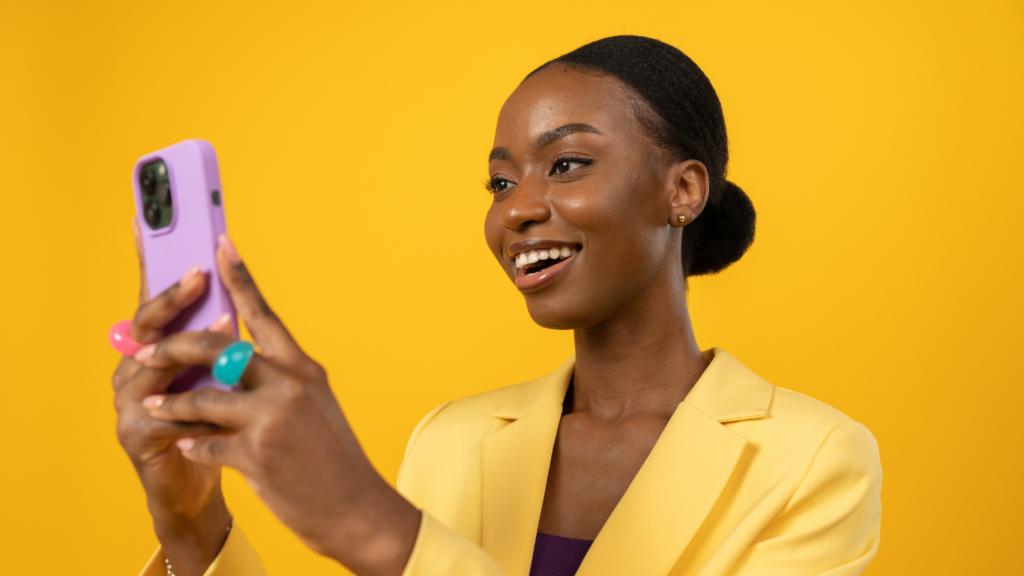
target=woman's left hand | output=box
[133,235,421,576]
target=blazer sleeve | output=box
[139,525,268,576]
[401,512,506,576]
[728,420,883,576]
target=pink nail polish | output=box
[143,395,165,410]
[219,234,241,264]
[177,438,196,451]
[134,343,156,363]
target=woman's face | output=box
[484,66,700,330]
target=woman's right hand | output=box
[112,218,233,576]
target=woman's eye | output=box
[487,177,515,193]
[550,157,593,176]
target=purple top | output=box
[528,532,594,576]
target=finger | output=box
[112,355,143,393]
[136,328,235,370]
[116,362,179,406]
[134,330,275,391]
[216,234,303,360]
[208,312,235,335]
[118,408,224,445]
[115,316,234,398]
[132,217,150,304]
[177,435,240,468]
[145,388,252,430]
[129,266,208,343]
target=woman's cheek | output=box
[556,182,624,237]
[483,204,512,279]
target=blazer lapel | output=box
[481,359,574,576]
[575,403,747,576]
[576,348,773,576]
[480,349,773,576]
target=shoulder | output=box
[768,385,858,433]
[710,360,881,530]
[402,357,574,458]
[399,375,554,471]
[769,386,877,453]
[771,388,879,474]
[396,377,552,505]
[403,381,529,448]
[694,348,868,447]
[727,381,881,493]
[728,391,883,572]
[700,348,879,481]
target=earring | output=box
[678,215,686,224]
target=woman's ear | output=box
[667,159,709,227]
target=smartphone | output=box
[133,139,236,392]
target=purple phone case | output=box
[133,139,236,392]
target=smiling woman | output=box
[115,36,880,576]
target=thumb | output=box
[133,217,150,304]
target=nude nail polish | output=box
[180,265,202,286]
[219,234,241,264]
[134,343,156,363]
[143,395,165,410]
[209,313,233,333]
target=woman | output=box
[114,36,882,576]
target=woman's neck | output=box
[570,278,707,421]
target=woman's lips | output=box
[515,250,579,292]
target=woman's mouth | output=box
[513,245,580,292]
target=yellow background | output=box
[1,0,1021,573]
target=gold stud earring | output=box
[678,215,686,224]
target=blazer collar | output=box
[481,348,774,576]
[683,348,773,422]
[491,347,773,424]
[491,355,575,421]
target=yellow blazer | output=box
[142,348,882,576]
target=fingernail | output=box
[177,438,195,451]
[180,265,202,287]
[219,234,241,264]
[134,343,156,363]
[143,395,165,410]
[209,313,233,334]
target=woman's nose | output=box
[501,182,551,230]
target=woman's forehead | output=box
[494,67,639,147]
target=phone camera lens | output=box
[144,200,162,228]
[155,181,171,206]
[139,168,155,195]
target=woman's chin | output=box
[524,299,593,331]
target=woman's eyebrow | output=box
[488,123,605,162]
[534,123,604,149]
[489,147,512,162]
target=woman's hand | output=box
[133,234,421,576]
[113,218,233,576]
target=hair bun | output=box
[685,180,756,276]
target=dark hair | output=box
[529,35,756,277]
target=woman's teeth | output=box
[515,246,578,269]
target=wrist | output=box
[323,478,422,576]
[151,491,232,576]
